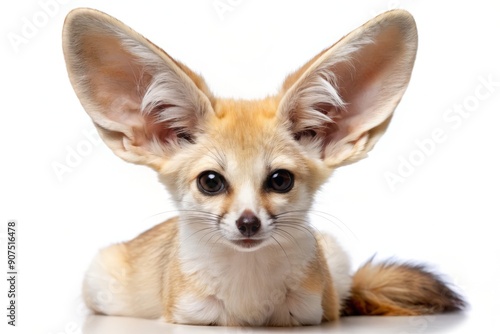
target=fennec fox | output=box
[63,8,464,326]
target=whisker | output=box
[203,229,223,248]
[181,226,218,243]
[139,210,179,224]
[308,210,357,240]
[272,228,311,261]
[275,209,357,241]
[273,227,304,251]
[208,235,226,268]
[270,235,291,266]
[140,207,223,227]
[275,221,317,241]
[178,209,223,219]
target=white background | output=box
[1,0,499,333]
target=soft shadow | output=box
[83,313,468,334]
[338,312,469,333]
[82,315,341,334]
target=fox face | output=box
[159,98,329,252]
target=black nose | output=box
[236,210,261,237]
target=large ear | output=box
[62,8,214,170]
[278,10,418,168]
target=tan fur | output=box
[306,239,340,322]
[64,8,465,326]
[343,261,465,316]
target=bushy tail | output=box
[343,260,466,316]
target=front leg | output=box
[285,247,340,325]
[286,291,324,325]
[170,293,230,325]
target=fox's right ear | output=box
[278,10,417,168]
[63,8,214,170]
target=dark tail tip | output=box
[342,260,467,316]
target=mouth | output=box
[231,238,264,250]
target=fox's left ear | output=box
[278,10,417,168]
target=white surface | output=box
[1,0,499,333]
[82,313,472,334]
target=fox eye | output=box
[266,169,294,193]
[197,171,226,195]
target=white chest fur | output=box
[174,233,323,326]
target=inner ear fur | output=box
[63,8,214,169]
[278,10,418,168]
